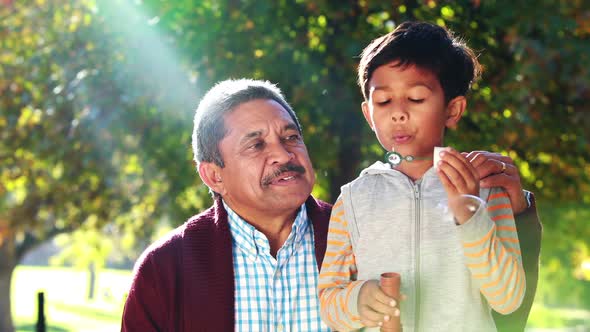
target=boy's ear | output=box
[361,101,375,131]
[198,161,226,196]
[445,96,467,129]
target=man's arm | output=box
[120,231,187,332]
[121,253,166,332]
[465,151,543,331]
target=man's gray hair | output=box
[192,78,301,168]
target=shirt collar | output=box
[223,200,309,259]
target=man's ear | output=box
[198,162,226,196]
[361,101,375,131]
[445,96,467,129]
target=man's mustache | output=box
[261,162,306,187]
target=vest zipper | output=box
[413,182,421,331]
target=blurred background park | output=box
[1,0,589,331]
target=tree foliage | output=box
[0,1,181,330]
[1,0,589,330]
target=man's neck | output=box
[252,214,296,257]
[224,201,299,257]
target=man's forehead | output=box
[223,103,298,139]
[228,99,290,119]
[239,122,299,140]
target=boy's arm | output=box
[318,197,365,331]
[458,187,526,314]
[493,191,542,331]
[465,151,543,329]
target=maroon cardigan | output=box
[121,196,332,332]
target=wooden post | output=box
[36,291,46,332]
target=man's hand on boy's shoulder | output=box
[462,151,528,214]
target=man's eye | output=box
[284,134,301,145]
[249,142,264,150]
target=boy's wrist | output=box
[449,194,485,225]
[348,280,368,326]
[456,199,494,242]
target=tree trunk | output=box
[329,106,363,202]
[87,262,96,300]
[0,236,17,332]
[330,133,361,202]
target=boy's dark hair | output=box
[358,21,482,102]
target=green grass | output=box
[11,265,590,331]
[528,303,590,330]
[12,265,131,332]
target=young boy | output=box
[318,22,525,331]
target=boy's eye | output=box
[409,98,424,103]
[376,99,391,106]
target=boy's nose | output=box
[391,113,407,122]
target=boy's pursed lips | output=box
[393,134,413,144]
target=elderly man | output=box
[121,79,541,331]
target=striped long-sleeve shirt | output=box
[318,163,525,331]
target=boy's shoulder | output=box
[358,161,392,176]
[342,161,407,192]
[345,161,390,183]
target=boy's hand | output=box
[436,148,481,224]
[358,280,400,327]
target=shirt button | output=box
[277,324,284,332]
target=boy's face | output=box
[362,61,465,159]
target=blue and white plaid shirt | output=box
[224,201,331,332]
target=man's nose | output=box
[268,142,294,164]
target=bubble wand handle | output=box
[380,272,402,332]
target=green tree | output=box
[142,0,589,202]
[0,1,181,330]
[51,227,113,300]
